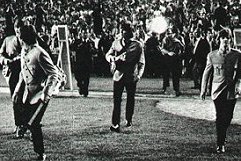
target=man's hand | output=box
[110,62,116,74]
[200,92,206,100]
[134,75,141,82]
[12,92,20,103]
[168,52,175,56]
[3,58,13,65]
[41,93,50,104]
[119,52,126,61]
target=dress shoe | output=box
[27,130,33,141]
[15,126,25,139]
[37,153,46,161]
[161,89,166,94]
[110,125,120,133]
[19,126,27,136]
[12,126,18,134]
[224,138,227,145]
[175,91,182,97]
[126,121,132,127]
[78,89,83,95]
[216,145,225,154]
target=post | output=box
[57,25,73,90]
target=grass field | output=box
[1,92,241,161]
[0,72,200,96]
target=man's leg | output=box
[162,69,170,92]
[223,99,236,139]
[26,102,48,158]
[83,72,90,97]
[172,66,181,96]
[112,80,124,126]
[213,91,228,149]
[192,63,200,88]
[74,68,83,95]
[8,70,26,136]
[125,81,137,125]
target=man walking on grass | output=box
[0,18,25,138]
[105,21,145,132]
[200,28,241,153]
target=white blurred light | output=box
[149,16,168,34]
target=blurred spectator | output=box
[213,1,229,31]
[34,2,47,32]
[1,0,241,82]
[160,27,184,96]
[92,2,103,36]
[98,29,114,76]
[4,4,15,36]
[71,29,95,97]
[144,32,163,78]
[192,30,211,90]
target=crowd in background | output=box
[0,0,241,83]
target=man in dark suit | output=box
[201,28,241,154]
[0,18,24,138]
[160,27,184,96]
[192,31,211,89]
[12,25,59,161]
[72,29,95,97]
[105,21,145,132]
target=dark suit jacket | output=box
[106,38,145,82]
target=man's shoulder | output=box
[113,37,122,43]
[230,48,241,54]
[28,44,48,58]
[4,35,17,42]
[5,35,16,39]
[130,39,143,48]
[227,48,241,60]
[209,49,218,56]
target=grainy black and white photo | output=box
[1,0,241,160]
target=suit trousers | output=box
[7,63,24,126]
[74,68,90,96]
[192,63,205,88]
[163,57,181,92]
[23,101,48,155]
[213,90,236,146]
[112,78,137,126]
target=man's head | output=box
[166,27,177,38]
[20,25,37,45]
[14,18,24,37]
[121,21,134,41]
[217,28,232,52]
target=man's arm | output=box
[0,38,10,65]
[105,44,117,74]
[12,72,24,103]
[0,37,21,65]
[137,47,145,79]
[200,53,213,100]
[38,48,59,102]
[105,45,115,63]
[159,37,176,56]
